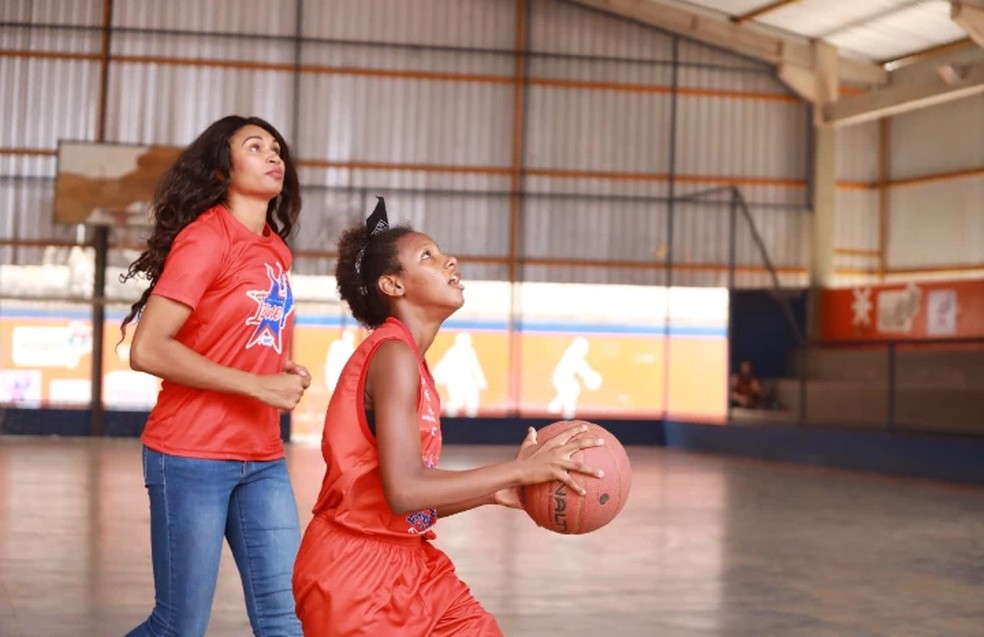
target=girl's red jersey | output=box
[309,317,443,538]
[294,318,505,636]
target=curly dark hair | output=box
[335,222,415,329]
[118,115,301,341]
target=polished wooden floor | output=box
[1,436,983,637]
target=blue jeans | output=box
[126,447,302,637]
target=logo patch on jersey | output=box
[406,508,437,534]
[245,263,294,353]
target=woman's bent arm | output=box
[130,295,303,410]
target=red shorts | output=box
[293,516,503,637]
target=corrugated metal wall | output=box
[1,0,812,291]
[887,94,984,274]
[830,94,984,288]
[833,119,881,286]
[0,0,103,262]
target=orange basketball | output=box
[521,420,631,535]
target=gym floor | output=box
[1,436,982,636]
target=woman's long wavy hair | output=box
[118,115,301,341]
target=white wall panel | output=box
[293,190,511,266]
[0,181,49,239]
[671,203,731,266]
[0,156,55,180]
[739,206,809,269]
[675,183,807,208]
[522,199,667,262]
[672,268,807,288]
[297,167,512,194]
[674,96,809,182]
[525,87,673,172]
[398,193,512,259]
[660,202,811,276]
[295,75,513,165]
[111,33,297,64]
[105,64,296,145]
[890,94,984,180]
[523,176,670,199]
[113,0,298,35]
[528,57,673,84]
[872,94,984,275]
[0,58,100,148]
[836,119,880,182]
[300,42,514,75]
[301,0,516,50]
[833,116,880,283]
[521,263,667,286]
[828,254,880,288]
[0,179,75,267]
[834,188,879,250]
[677,66,791,93]
[888,178,984,268]
[1,0,103,25]
[0,26,102,52]
[529,0,674,60]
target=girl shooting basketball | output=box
[292,198,605,636]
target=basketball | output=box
[521,420,631,535]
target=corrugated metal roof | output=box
[676,0,969,63]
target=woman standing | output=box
[120,115,308,636]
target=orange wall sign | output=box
[821,279,984,340]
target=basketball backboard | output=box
[53,141,180,226]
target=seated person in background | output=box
[730,359,763,408]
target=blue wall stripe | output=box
[0,309,727,337]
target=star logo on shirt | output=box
[245,263,294,353]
